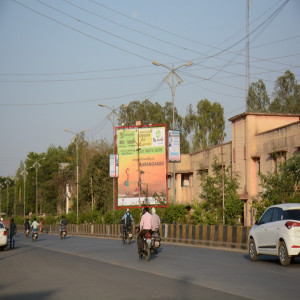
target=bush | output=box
[162,204,188,224]
[103,211,114,224]
[14,216,24,225]
[43,215,56,225]
[66,211,77,224]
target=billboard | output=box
[168,130,181,162]
[116,125,168,208]
[109,154,119,178]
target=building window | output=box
[181,173,192,187]
[272,151,287,173]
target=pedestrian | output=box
[9,218,17,249]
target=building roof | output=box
[228,112,300,122]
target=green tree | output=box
[246,79,270,112]
[80,152,113,214]
[269,70,300,113]
[199,157,242,225]
[253,153,300,219]
[185,99,225,152]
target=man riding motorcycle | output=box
[137,207,152,259]
[60,216,68,235]
[121,208,134,243]
[24,218,30,237]
[31,218,39,239]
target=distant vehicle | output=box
[32,228,38,242]
[60,226,67,239]
[0,222,8,251]
[248,203,300,266]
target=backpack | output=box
[126,213,132,226]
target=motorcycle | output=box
[25,228,30,238]
[121,223,132,245]
[32,228,38,242]
[140,229,161,261]
[60,226,67,239]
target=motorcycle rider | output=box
[24,218,30,235]
[121,208,134,240]
[137,207,153,258]
[60,216,68,234]
[31,217,39,238]
[151,207,161,232]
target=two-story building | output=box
[167,112,300,226]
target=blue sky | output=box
[0,0,299,176]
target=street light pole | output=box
[30,159,44,215]
[152,61,192,203]
[21,169,28,218]
[98,103,126,211]
[0,183,4,215]
[4,179,10,215]
[65,129,88,224]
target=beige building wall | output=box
[168,112,300,226]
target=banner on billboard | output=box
[116,125,168,208]
[168,130,181,162]
[109,154,119,178]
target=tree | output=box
[80,152,113,214]
[253,153,300,219]
[269,70,300,113]
[198,157,242,225]
[119,99,190,153]
[185,99,225,152]
[246,79,270,112]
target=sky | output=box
[0,0,299,177]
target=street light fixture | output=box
[152,60,193,203]
[64,128,89,224]
[98,103,127,210]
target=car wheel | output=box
[249,238,258,262]
[278,241,291,266]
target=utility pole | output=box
[5,179,10,215]
[152,61,192,204]
[21,169,28,218]
[90,177,94,211]
[98,103,127,211]
[65,129,89,223]
[13,177,17,217]
[31,160,42,215]
[221,136,225,225]
[0,183,4,215]
[246,0,250,99]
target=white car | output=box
[0,222,8,251]
[248,203,300,266]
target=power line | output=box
[12,0,152,62]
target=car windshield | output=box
[283,209,300,221]
[0,223,4,229]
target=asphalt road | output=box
[1,232,299,300]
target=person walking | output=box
[9,218,17,249]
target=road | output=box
[1,232,299,300]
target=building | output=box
[167,112,300,226]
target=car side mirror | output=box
[255,220,260,225]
